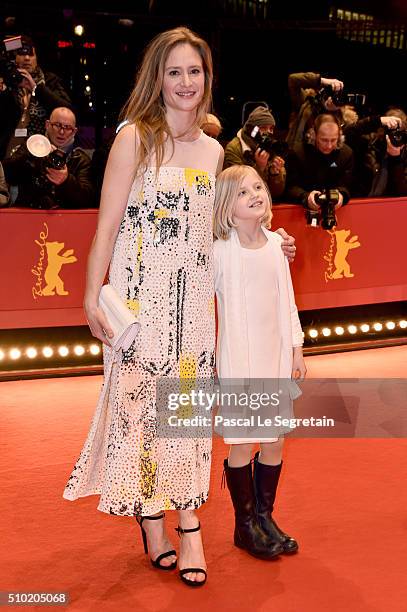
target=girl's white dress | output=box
[214,227,303,443]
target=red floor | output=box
[1,345,407,611]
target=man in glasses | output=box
[0,35,71,160]
[3,107,95,209]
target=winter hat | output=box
[244,106,275,129]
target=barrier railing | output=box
[1,197,406,329]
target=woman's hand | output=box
[84,299,113,346]
[291,347,307,381]
[275,227,296,262]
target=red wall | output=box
[1,198,406,329]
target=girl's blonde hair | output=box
[213,165,272,240]
[120,27,213,174]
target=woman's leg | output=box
[138,511,177,567]
[177,509,206,583]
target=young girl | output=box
[213,165,307,560]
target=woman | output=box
[63,27,223,587]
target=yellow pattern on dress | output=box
[136,227,143,275]
[154,209,169,219]
[126,299,140,315]
[140,444,158,500]
[178,353,197,419]
[184,168,210,190]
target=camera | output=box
[386,127,407,148]
[250,126,289,159]
[26,134,67,169]
[306,188,339,230]
[0,36,27,88]
[26,134,67,208]
[317,86,366,109]
[45,149,67,170]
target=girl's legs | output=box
[258,438,284,465]
[228,442,253,467]
[253,439,298,554]
[223,442,282,559]
[177,509,206,583]
[138,512,177,567]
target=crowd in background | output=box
[0,35,406,212]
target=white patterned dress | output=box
[63,132,222,516]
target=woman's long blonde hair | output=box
[213,166,273,240]
[120,27,213,174]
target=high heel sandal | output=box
[175,523,207,587]
[136,513,177,570]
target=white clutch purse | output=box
[98,284,140,352]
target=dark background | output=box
[1,0,406,144]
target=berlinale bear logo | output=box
[324,229,361,282]
[32,222,78,299]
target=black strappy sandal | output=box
[136,513,177,570]
[175,523,207,587]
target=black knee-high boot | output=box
[253,452,299,554]
[223,459,283,559]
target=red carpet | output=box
[1,346,407,611]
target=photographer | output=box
[347,109,407,197]
[385,109,407,196]
[3,107,95,209]
[285,113,354,213]
[0,35,71,160]
[287,71,344,148]
[224,106,286,199]
[0,161,9,206]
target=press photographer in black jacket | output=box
[285,113,354,211]
[3,107,95,209]
[0,35,71,160]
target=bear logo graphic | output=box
[42,241,77,296]
[331,229,361,279]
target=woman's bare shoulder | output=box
[108,123,139,166]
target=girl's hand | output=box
[84,300,113,346]
[291,347,307,381]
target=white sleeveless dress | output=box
[63,131,222,516]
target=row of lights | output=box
[307,320,407,339]
[1,319,405,361]
[0,344,101,362]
